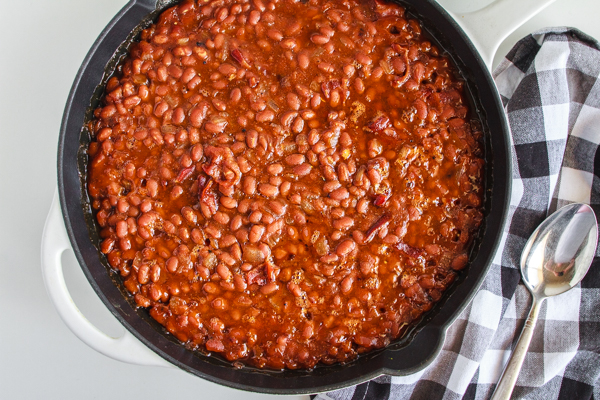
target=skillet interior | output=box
[58,0,510,393]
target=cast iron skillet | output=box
[58,0,510,394]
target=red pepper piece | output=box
[231,48,251,69]
[373,194,388,207]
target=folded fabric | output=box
[314,27,600,400]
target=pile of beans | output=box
[87,0,484,369]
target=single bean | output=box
[243,176,257,195]
[258,183,279,198]
[249,224,265,243]
[340,275,354,294]
[293,164,312,176]
[260,282,279,295]
[336,239,356,257]
[220,196,238,209]
[230,215,243,231]
[329,187,350,201]
[285,154,305,166]
[267,163,283,175]
[333,216,354,231]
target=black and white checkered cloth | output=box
[313,28,600,400]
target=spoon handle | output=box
[490,296,545,400]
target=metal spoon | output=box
[490,203,598,400]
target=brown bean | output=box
[266,219,284,236]
[287,93,301,110]
[293,164,312,176]
[234,274,247,291]
[230,87,242,103]
[267,163,283,175]
[336,239,356,257]
[329,187,349,201]
[220,234,237,248]
[212,98,227,111]
[249,224,265,243]
[216,263,233,281]
[451,253,469,270]
[281,111,298,127]
[230,215,243,231]
[384,234,400,245]
[248,10,261,24]
[285,154,305,166]
[204,117,228,133]
[291,116,305,133]
[116,220,128,238]
[190,143,203,162]
[354,77,365,94]
[280,38,297,50]
[246,129,258,148]
[267,29,283,41]
[238,199,252,214]
[218,63,237,76]
[134,294,151,308]
[258,183,279,198]
[340,275,354,294]
[181,206,197,224]
[256,109,275,122]
[298,51,310,69]
[260,282,279,295]
[190,102,209,127]
[138,264,150,284]
[356,198,369,214]
[220,196,238,209]
[243,176,257,195]
[333,216,354,230]
[249,210,263,224]
[311,33,330,44]
[287,282,302,297]
[213,211,230,225]
[203,282,220,294]
[323,180,341,193]
[320,254,339,264]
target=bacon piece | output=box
[321,80,341,99]
[364,213,392,243]
[199,177,217,215]
[175,165,195,183]
[396,242,422,258]
[367,115,391,132]
[247,266,267,286]
[202,146,242,188]
[264,259,280,283]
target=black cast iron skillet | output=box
[58,0,511,394]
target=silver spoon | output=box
[490,203,598,400]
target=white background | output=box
[1,0,598,399]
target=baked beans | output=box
[87,0,484,370]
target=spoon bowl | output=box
[491,203,598,400]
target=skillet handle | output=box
[446,0,558,70]
[41,191,173,368]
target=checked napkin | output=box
[313,28,600,400]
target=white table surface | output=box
[1,0,598,398]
